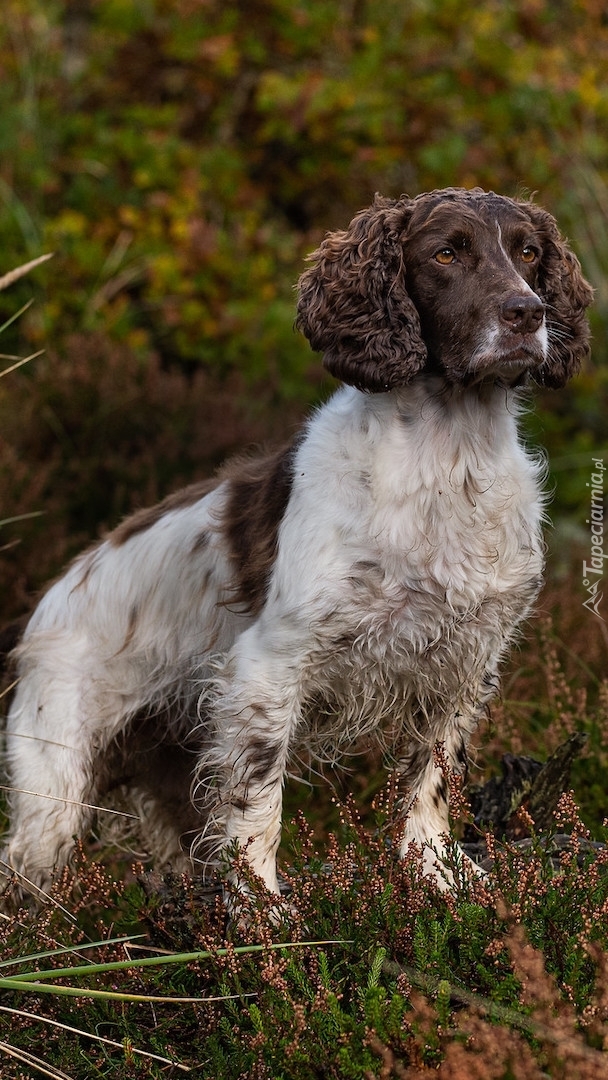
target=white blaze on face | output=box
[495,220,548,359]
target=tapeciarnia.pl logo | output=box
[582,457,606,621]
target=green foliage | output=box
[1,0,608,607]
[2,788,608,1078]
[3,0,608,360]
[3,6,608,290]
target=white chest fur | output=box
[268,379,547,762]
[276,380,546,627]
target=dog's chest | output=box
[369,471,542,611]
[277,383,545,662]
[293,469,544,712]
[304,474,543,740]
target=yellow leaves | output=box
[257,70,312,114]
[49,209,88,240]
[256,68,358,146]
[118,205,143,230]
[149,251,184,293]
[124,327,150,351]
[169,217,190,245]
[133,167,153,189]
[578,66,605,112]
[470,7,500,38]
[359,26,380,46]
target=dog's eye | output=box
[521,245,538,263]
[434,248,456,265]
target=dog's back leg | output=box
[2,637,129,898]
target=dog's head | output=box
[295,189,593,391]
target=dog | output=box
[2,188,593,903]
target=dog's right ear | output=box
[295,195,427,392]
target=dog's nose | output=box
[501,294,545,334]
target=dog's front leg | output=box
[199,623,306,897]
[398,708,484,889]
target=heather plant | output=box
[0,636,606,1078]
[1,773,608,1078]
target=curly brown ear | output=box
[523,203,594,389]
[295,195,427,392]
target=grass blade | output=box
[0,349,44,377]
[0,1006,192,1072]
[1,938,348,984]
[0,978,247,1003]
[0,935,146,971]
[0,253,54,292]
[0,1038,74,1080]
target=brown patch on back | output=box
[110,479,219,546]
[109,437,300,614]
[219,438,300,615]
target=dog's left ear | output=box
[523,203,594,388]
[295,195,427,392]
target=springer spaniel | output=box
[2,189,593,903]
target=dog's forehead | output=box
[405,190,533,238]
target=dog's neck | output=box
[359,375,529,442]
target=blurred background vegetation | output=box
[0,0,607,638]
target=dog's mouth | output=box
[465,329,547,385]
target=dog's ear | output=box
[295,195,427,392]
[523,203,594,389]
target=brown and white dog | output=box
[2,189,593,902]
